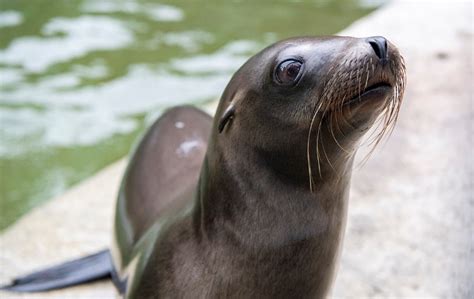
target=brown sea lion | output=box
[1,36,406,298]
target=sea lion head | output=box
[213,36,406,191]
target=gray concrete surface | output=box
[1,0,472,298]
[332,1,473,297]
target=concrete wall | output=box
[1,0,472,298]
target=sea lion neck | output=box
[192,132,354,249]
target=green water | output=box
[0,0,382,230]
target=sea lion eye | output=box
[275,59,303,85]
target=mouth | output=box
[344,82,392,106]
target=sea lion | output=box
[1,36,406,298]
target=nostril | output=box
[369,40,382,59]
[367,36,388,60]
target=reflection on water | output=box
[0,16,133,72]
[0,10,23,28]
[0,0,383,230]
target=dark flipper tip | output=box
[0,249,112,293]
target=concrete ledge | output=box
[1,0,472,298]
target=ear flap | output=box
[218,89,245,134]
[218,104,235,133]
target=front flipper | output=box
[114,106,213,268]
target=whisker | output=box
[306,100,325,192]
[357,59,406,167]
[330,113,351,155]
[322,120,336,171]
[307,52,406,190]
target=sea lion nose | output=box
[367,36,388,60]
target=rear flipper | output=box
[1,249,114,292]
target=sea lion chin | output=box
[1,36,406,298]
